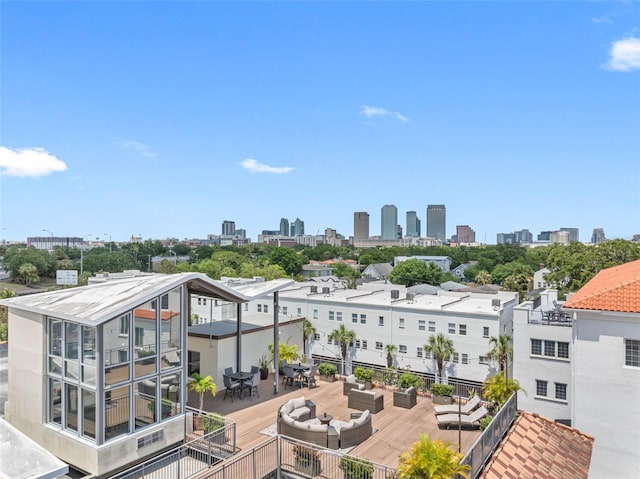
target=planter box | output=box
[319,374,336,383]
[357,380,373,390]
[432,394,453,405]
[260,368,269,380]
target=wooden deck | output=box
[187,374,481,468]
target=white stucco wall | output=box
[572,311,640,479]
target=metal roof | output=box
[0,273,293,327]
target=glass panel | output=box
[65,323,79,359]
[49,357,62,375]
[134,300,157,378]
[161,350,181,371]
[65,360,80,381]
[104,313,131,385]
[82,389,96,439]
[50,319,62,357]
[82,326,96,362]
[135,356,157,378]
[65,384,78,431]
[105,385,130,441]
[161,372,180,420]
[82,365,96,386]
[188,351,200,375]
[135,379,157,430]
[50,378,62,425]
[160,287,182,355]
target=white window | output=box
[417,347,423,358]
[479,356,489,365]
[459,324,467,336]
[360,314,366,324]
[378,316,384,326]
[424,350,431,359]
[297,307,302,316]
[453,353,459,363]
[544,341,555,357]
[448,323,455,334]
[399,318,405,329]
[313,309,318,319]
[362,340,368,350]
[428,321,435,332]
[264,304,269,313]
[626,339,640,367]
[557,342,569,359]
[399,345,407,354]
[483,326,490,338]
[282,306,288,315]
[329,311,335,321]
[418,320,426,331]
[257,304,262,313]
[352,314,358,323]
[531,339,542,355]
[462,353,468,364]
[327,336,332,344]
[555,382,567,400]
[245,303,249,311]
[536,380,548,397]
[337,312,342,322]
[355,340,361,348]
[375,341,383,350]
[313,333,320,341]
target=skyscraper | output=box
[426,205,446,242]
[381,205,398,240]
[290,218,304,236]
[560,227,580,243]
[221,220,235,236]
[279,218,289,236]
[455,225,476,243]
[591,228,606,244]
[406,211,421,237]
[353,212,370,240]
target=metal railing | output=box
[199,435,398,479]
[459,393,517,478]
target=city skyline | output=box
[1,2,639,243]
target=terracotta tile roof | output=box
[563,259,640,313]
[479,412,594,479]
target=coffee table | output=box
[318,413,333,426]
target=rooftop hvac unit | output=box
[310,286,318,293]
[391,290,400,299]
[322,287,331,295]
[492,299,501,308]
[406,293,414,302]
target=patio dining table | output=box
[230,371,252,399]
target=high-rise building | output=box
[537,231,552,241]
[591,228,606,244]
[290,218,304,236]
[235,229,246,239]
[497,233,516,244]
[456,225,476,243]
[560,227,580,243]
[353,212,370,240]
[221,220,235,236]
[514,229,533,244]
[426,204,446,242]
[397,224,403,239]
[381,205,398,240]
[406,211,421,237]
[279,218,289,236]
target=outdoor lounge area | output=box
[187,373,482,468]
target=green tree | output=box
[16,263,40,286]
[503,272,531,302]
[397,433,470,479]
[269,248,303,276]
[0,289,17,341]
[474,270,492,285]
[159,259,178,274]
[302,319,316,356]
[389,259,446,287]
[482,373,524,409]
[268,338,300,369]
[188,373,217,411]
[424,333,455,382]
[385,344,397,368]
[328,324,356,375]
[487,334,512,380]
[4,246,56,279]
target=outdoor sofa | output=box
[347,388,384,413]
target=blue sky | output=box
[1,1,639,244]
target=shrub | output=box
[137,348,156,358]
[431,383,454,397]
[353,367,373,382]
[479,415,494,431]
[398,372,420,389]
[0,323,7,342]
[339,456,374,479]
[202,413,226,433]
[318,363,337,376]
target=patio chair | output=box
[301,364,317,389]
[434,395,481,415]
[223,374,241,402]
[250,365,260,375]
[283,366,299,390]
[224,367,234,377]
[436,406,489,429]
[243,371,261,400]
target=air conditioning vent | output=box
[138,430,163,449]
[391,290,400,299]
[310,286,318,293]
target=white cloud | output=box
[116,140,158,159]
[361,105,409,123]
[0,146,67,177]
[240,158,294,174]
[602,37,640,71]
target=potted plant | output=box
[353,367,374,390]
[202,412,227,444]
[397,372,420,390]
[293,443,322,477]
[137,348,156,364]
[339,455,374,479]
[318,362,338,382]
[431,383,454,405]
[259,354,270,380]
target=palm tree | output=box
[397,433,470,479]
[482,373,524,409]
[474,270,492,285]
[424,333,455,383]
[188,373,217,411]
[385,344,397,368]
[487,334,512,380]
[328,324,356,375]
[301,319,316,355]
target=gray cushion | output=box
[307,423,328,432]
[290,406,310,419]
[282,414,295,425]
[292,397,307,409]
